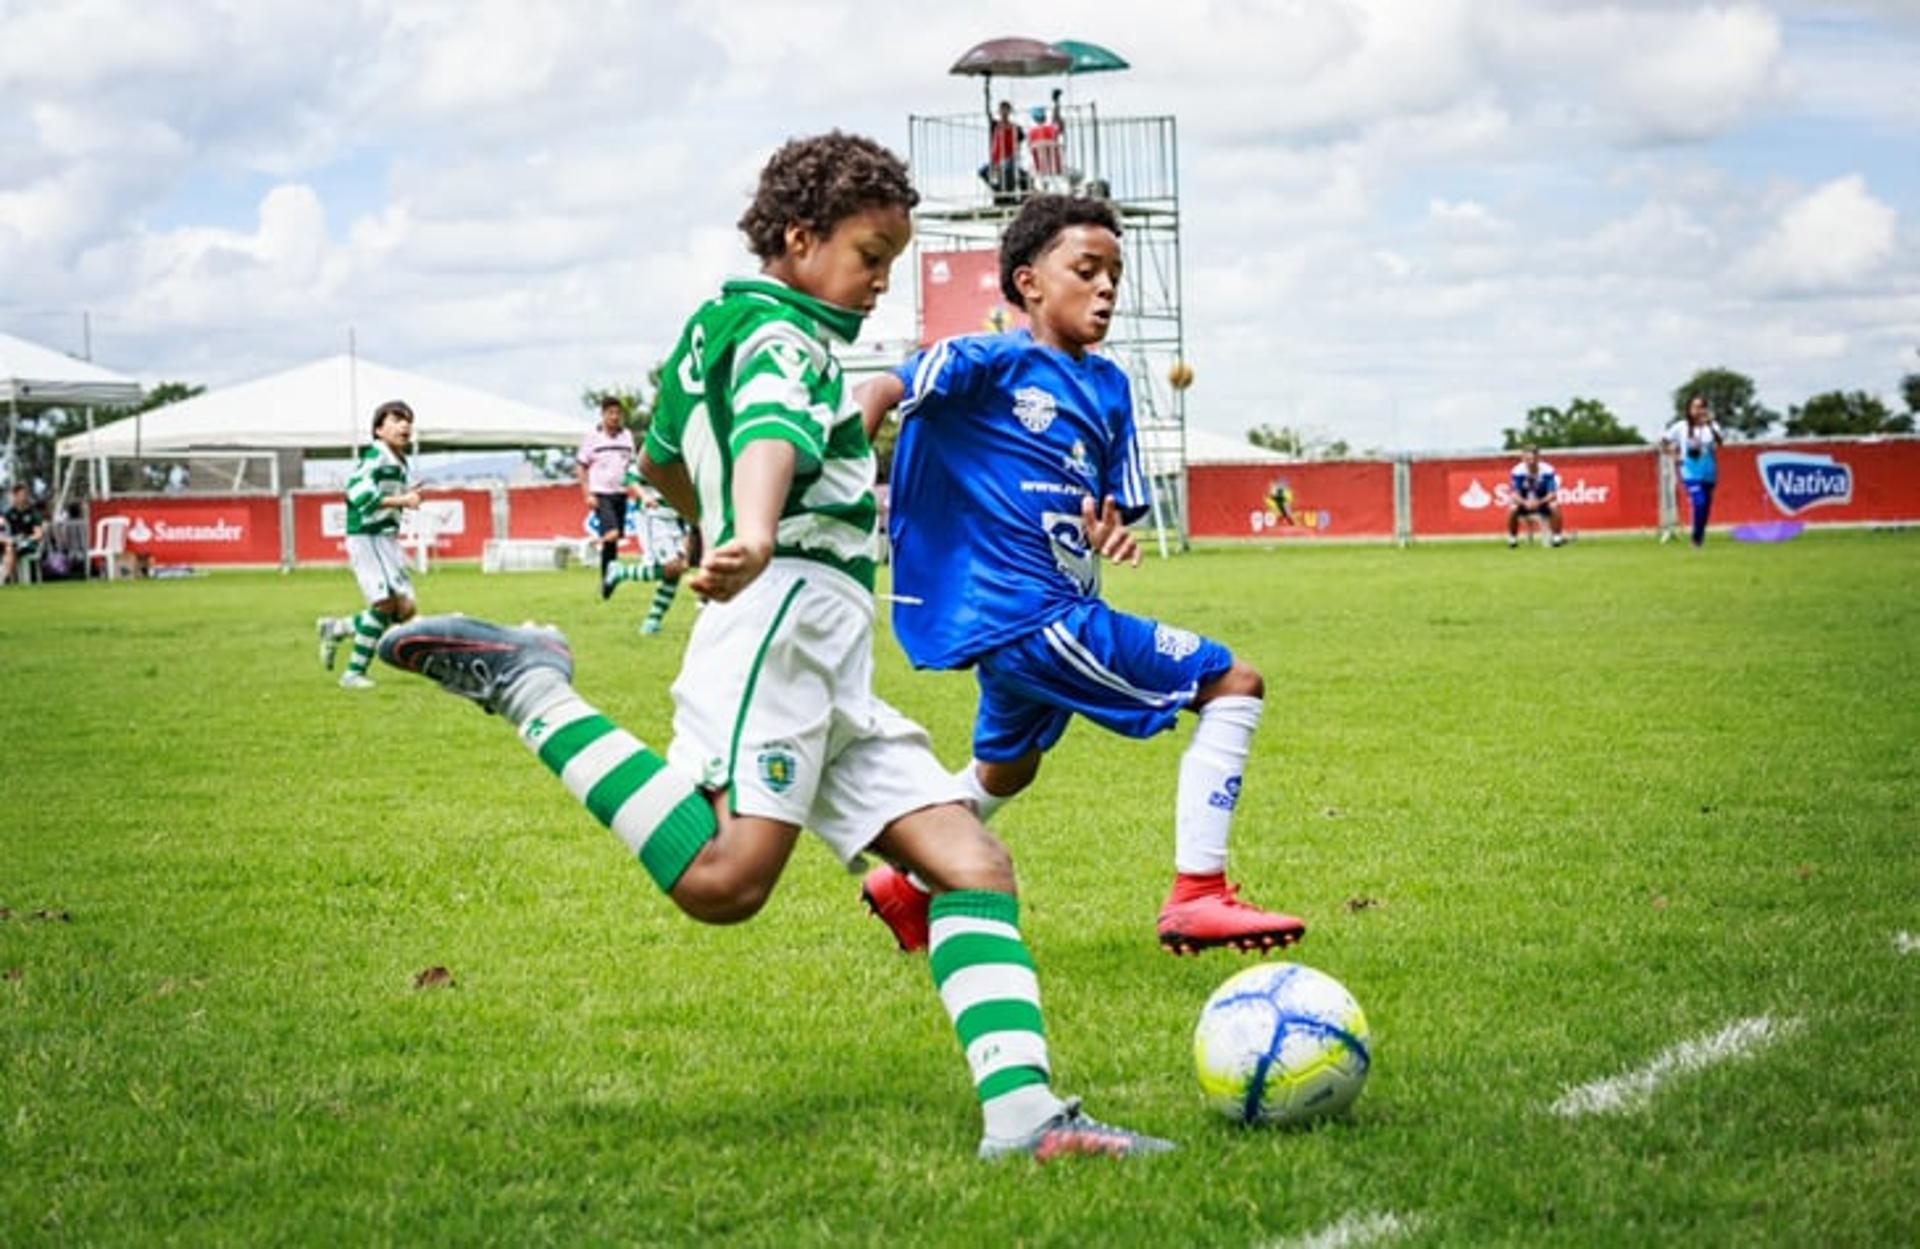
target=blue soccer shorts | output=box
[970,599,1234,762]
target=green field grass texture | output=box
[2,534,1916,1246]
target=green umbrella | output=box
[1051,38,1129,75]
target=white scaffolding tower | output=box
[905,105,1190,548]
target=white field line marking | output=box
[1895,931,1919,955]
[1549,1015,1802,1118]
[1263,1210,1425,1249]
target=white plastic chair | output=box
[87,516,129,581]
[401,510,437,574]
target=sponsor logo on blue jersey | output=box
[1757,451,1853,515]
[1063,438,1093,482]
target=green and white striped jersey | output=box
[645,277,878,589]
[344,442,411,536]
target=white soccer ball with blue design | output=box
[1194,962,1371,1125]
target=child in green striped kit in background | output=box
[317,399,422,689]
[602,465,690,636]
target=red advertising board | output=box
[920,249,1025,346]
[504,482,639,553]
[1410,451,1659,536]
[90,496,282,565]
[1702,439,1920,527]
[506,483,593,541]
[292,488,493,563]
[1188,461,1396,539]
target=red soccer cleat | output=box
[860,863,931,953]
[1156,880,1306,956]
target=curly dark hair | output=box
[999,194,1122,308]
[738,131,919,261]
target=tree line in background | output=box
[1243,366,1920,456]
[1503,366,1917,450]
[6,381,205,496]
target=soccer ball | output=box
[1193,961,1371,1126]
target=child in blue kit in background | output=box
[856,194,1306,957]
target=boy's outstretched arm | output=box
[689,439,794,602]
[855,373,906,440]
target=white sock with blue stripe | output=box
[1176,695,1262,874]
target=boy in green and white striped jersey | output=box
[378,133,1170,1161]
[317,400,422,689]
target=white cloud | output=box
[0,0,1915,449]
[1428,198,1504,229]
[1738,175,1898,292]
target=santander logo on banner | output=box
[126,513,247,545]
[1446,466,1620,519]
[1758,451,1853,515]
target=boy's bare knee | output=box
[940,827,1016,894]
[673,877,772,925]
[1202,659,1264,703]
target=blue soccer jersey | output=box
[889,329,1152,670]
[1509,459,1559,506]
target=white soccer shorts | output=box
[665,558,966,863]
[640,510,688,569]
[346,533,414,604]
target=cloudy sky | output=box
[2,0,1915,451]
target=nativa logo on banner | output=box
[1757,451,1853,515]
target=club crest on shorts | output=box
[1155,623,1201,660]
[1012,386,1057,434]
[757,744,799,794]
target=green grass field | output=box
[3,534,1917,1246]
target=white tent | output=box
[3,330,144,485]
[0,331,145,407]
[57,353,585,460]
[1184,426,1290,465]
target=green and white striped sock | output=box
[517,692,715,892]
[929,890,1066,1140]
[344,607,391,676]
[644,578,679,628]
[608,561,658,585]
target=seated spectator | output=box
[2,483,47,584]
[1506,445,1565,548]
[978,99,1028,202]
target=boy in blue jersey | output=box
[856,194,1306,957]
[1505,444,1565,547]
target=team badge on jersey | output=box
[1154,623,1201,660]
[756,744,799,794]
[1012,386,1058,434]
[767,338,810,381]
